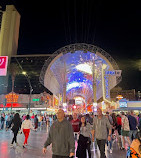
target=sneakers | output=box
[110,149,112,154]
[10,144,14,148]
[16,143,19,146]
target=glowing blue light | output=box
[104,76,109,98]
[105,71,115,75]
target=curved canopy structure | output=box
[40,43,122,104]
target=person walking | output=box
[20,114,35,148]
[92,108,112,158]
[76,116,92,158]
[0,113,5,130]
[71,113,80,141]
[128,110,138,141]
[34,114,38,131]
[121,112,131,150]
[105,112,113,154]
[42,109,75,158]
[9,113,21,147]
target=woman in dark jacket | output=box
[10,113,21,147]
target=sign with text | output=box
[105,70,122,76]
[119,98,128,108]
[33,98,40,101]
[0,56,8,76]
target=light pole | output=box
[28,84,33,114]
[16,58,33,115]
[92,58,97,113]
[22,71,33,114]
[63,60,67,112]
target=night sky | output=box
[0,0,141,91]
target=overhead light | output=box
[22,71,27,75]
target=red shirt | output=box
[117,116,122,126]
[71,119,80,132]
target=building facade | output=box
[0,5,20,94]
[110,87,136,101]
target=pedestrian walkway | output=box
[0,129,126,158]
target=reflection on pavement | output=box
[0,129,126,158]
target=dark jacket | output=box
[128,115,137,130]
[44,118,75,156]
[11,118,21,132]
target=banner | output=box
[0,56,8,76]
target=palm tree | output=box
[8,63,21,111]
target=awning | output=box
[113,107,141,111]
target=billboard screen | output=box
[119,101,128,108]
[0,56,8,76]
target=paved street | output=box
[0,129,126,158]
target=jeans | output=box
[107,136,113,150]
[96,139,106,158]
[129,130,137,141]
[1,121,4,129]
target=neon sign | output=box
[0,56,8,76]
[104,76,109,98]
[5,92,19,103]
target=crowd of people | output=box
[0,112,57,148]
[0,109,141,158]
[43,109,141,158]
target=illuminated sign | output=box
[119,102,127,108]
[0,56,8,76]
[5,92,19,103]
[116,95,123,100]
[105,70,122,76]
[119,99,128,108]
[33,98,40,101]
[53,95,59,106]
[104,76,110,98]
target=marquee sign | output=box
[5,92,19,103]
[0,56,8,76]
[105,70,122,76]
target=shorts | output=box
[121,129,130,137]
